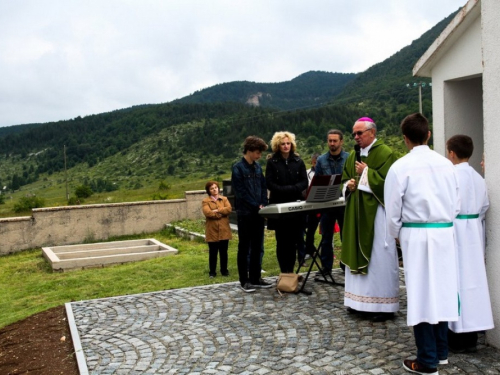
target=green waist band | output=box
[402,222,453,228]
[456,214,479,219]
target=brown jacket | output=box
[202,195,233,242]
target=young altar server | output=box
[385,113,460,374]
[446,134,493,353]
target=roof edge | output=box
[413,0,481,77]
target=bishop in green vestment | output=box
[341,118,397,274]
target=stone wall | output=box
[0,190,206,255]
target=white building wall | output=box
[443,78,483,171]
[429,14,482,154]
[481,0,500,349]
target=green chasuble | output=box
[341,139,397,274]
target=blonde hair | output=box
[270,131,297,153]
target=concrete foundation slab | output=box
[42,239,177,271]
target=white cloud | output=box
[0,0,465,127]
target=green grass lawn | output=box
[0,219,342,329]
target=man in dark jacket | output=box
[315,129,349,276]
[231,136,272,292]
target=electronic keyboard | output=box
[259,197,345,219]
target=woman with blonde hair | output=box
[265,131,308,273]
[202,181,232,278]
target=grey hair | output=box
[362,121,377,131]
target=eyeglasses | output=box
[352,128,372,137]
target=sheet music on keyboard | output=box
[305,174,342,202]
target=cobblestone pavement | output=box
[68,269,500,374]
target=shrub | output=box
[152,193,168,200]
[158,181,171,191]
[67,196,83,205]
[75,185,93,199]
[13,195,45,213]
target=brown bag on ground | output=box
[276,273,303,295]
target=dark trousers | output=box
[413,322,448,368]
[237,214,264,286]
[274,217,304,273]
[304,212,321,256]
[208,240,228,276]
[319,207,345,272]
[448,330,478,351]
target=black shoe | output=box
[403,359,438,375]
[346,307,359,314]
[316,269,332,278]
[221,271,229,276]
[251,279,273,289]
[239,283,256,293]
[449,345,477,354]
[209,273,216,278]
[372,312,395,322]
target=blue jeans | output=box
[319,207,344,272]
[413,322,448,368]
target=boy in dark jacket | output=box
[231,136,272,292]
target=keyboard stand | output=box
[296,241,344,295]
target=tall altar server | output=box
[342,117,399,322]
[446,134,493,353]
[385,113,460,374]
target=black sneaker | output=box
[316,269,332,278]
[403,359,438,375]
[251,279,273,289]
[239,283,256,293]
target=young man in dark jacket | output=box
[231,136,272,292]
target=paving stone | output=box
[68,270,500,374]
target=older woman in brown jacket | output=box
[202,181,233,278]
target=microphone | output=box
[354,144,361,163]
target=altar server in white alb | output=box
[446,134,493,353]
[385,113,460,375]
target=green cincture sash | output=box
[402,222,453,228]
[456,214,479,219]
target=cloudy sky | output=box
[0,0,465,128]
